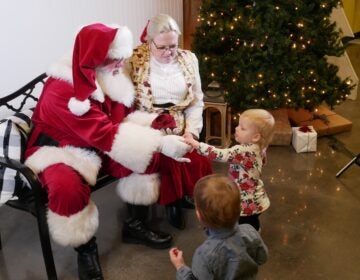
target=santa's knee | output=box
[46,172,91,216]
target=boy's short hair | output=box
[194,174,240,229]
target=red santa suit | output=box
[24,23,189,248]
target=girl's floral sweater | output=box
[197,142,270,216]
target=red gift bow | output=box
[299,125,312,133]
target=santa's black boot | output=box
[75,237,103,280]
[122,204,172,249]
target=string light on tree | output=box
[192,0,354,113]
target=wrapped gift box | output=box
[288,105,352,137]
[269,109,292,146]
[292,126,317,153]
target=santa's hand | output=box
[160,135,191,163]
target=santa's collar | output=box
[47,53,73,85]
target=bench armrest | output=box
[0,156,47,215]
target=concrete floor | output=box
[1,47,360,280]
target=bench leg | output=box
[35,203,58,280]
[0,232,2,250]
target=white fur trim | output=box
[108,26,133,59]
[47,52,73,84]
[68,97,91,116]
[116,173,160,205]
[25,146,101,185]
[47,53,104,105]
[107,122,162,173]
[96,67,135,107]
[47,200,99,247]
[125,111,159,127]
[90,80,105,103]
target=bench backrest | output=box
[0,73,47,117]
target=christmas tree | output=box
[192,0,355,113]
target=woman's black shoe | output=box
[166,204,185,230]
[122,219,173,249]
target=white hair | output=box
[146,14,181,41]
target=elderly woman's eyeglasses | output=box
[152,40,178,52]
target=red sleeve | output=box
[31,78,126,152]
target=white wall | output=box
[330,7,358,100]
[0,0,183,96]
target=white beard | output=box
[96,67,135,108]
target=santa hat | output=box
[69,23,133,116]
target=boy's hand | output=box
[169,247,185,271]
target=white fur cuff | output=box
[116,173,160,205]
[47,200,99,247]
[107,122,162,173]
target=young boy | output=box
[169,174,268,279]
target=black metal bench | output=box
[0,73,118,280]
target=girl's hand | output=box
[169,247,185,270]
[183,132,200,150]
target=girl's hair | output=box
[194,174,240,229]
[240,109,275,149]
[146,14,181,41]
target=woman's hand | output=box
[169,247,185,271]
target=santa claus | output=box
[24,23,190,280]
